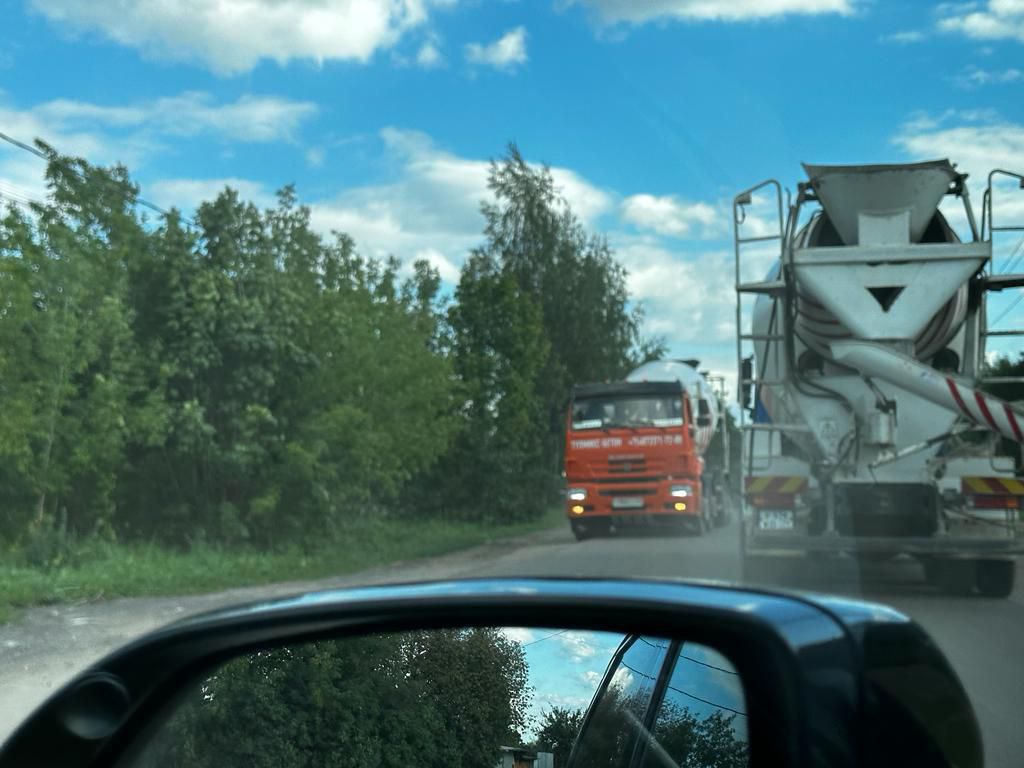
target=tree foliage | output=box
[533,706,586,767]
[418,145,660,520]
[0,142,652,549]
[135,629,530,768]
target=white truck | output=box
[734,160,1024,596]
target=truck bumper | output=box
[744,532,1024,557]
[566,479,702,524]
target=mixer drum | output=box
[792,210,968,363]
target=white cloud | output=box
[616,238,735,340]
[2,92,315,151]
[620,193,718,237]
[879,29,925,44]
[416,39,443,67]
[306,147,326,167]
[893,111,1024,183]
[501,627,536,644]
[556,631,598,662]
[566,0,853,25]
[0,91,316,214]
[308,127,611,269]
[938,0,1024,44]
[610,665,634,690]
[30,0,457,75]
[465,26,527,71]
[892,110,1024,260]
[954,65,1024,86]
[34,92,317,143]
[146,177,277,211]
[415,247,461,281]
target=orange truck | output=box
[564,380,709,540]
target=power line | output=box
[1001,234,1024,275]
[0,130,45,160]
[665,684,747,718]
[0,129,172,219]
[522,629,569,647]
[678,653,739,677]
[991,290,1024,328]
[0,180,45,208]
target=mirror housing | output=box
[0,579,982,768]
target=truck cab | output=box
[565,381,705,539]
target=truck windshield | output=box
[572,395,683,430]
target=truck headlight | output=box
[670,484,693,498]
[568,488,587,501]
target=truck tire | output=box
[936,560,976,597]
[571,519,608,541]
[976,560,1016,598]
[571,521,590,541]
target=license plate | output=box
[757,510,794,530]
[612,497,644,510]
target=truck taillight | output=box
[970,495,1021,510]
[748,492,798,510]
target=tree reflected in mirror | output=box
[126,629,748,768]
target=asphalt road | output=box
[2,517,1022,765]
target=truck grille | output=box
[608,455,646,474]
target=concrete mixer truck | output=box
[734,160,1024,596]
[563,360,728,540]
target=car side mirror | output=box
[0,580,982,768]
[697,414,712,427]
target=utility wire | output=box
[1001,234,1024,275]
[0,129,173,219]
[990,290,1024,328]
[665,683,747,718]
[522,629,569,647]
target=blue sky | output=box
[2,0,1023,383]
[509,627,624,736]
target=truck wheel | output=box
[936,560,976,597]
[571,519,607,541]
[976,560,1016,598]
[921,557,941,585]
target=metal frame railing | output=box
[979,170,1024,390]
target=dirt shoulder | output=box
[0,524,567,743]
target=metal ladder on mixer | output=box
[980,171,1024,399]
[732,180,810,476]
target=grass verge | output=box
[0,508,564,624]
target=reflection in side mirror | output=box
[123,629,748,768]
[697,414,712,427]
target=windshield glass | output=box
[1,1,1023,766]
[572,395,683,429]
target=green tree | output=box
[426,145,659,521]
[480,145,659,473]
[137,629,531,768]
[533,706,586,767]
[436,252,551,519]
[0,144,151,548]
[647,703,748,768]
